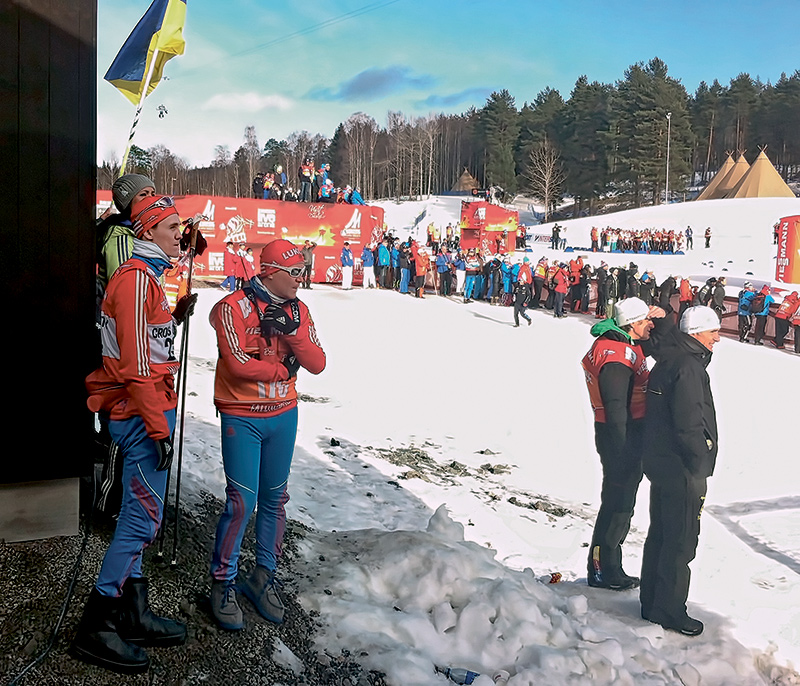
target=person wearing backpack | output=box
[773,291,800,349]
[751,285,774,345]
[737,282,757,342]
[710,276,727,321]
[695,278,716,306]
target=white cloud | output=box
[202,92,293,113]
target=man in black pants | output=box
[581,298,667,590]
[640,306,720,636]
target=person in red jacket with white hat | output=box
[208,239,326,632]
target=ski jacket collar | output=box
[651,327,713,368]
[249,275,288,304]
[589,318,632,343]
[131,239,171,277]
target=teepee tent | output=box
[695,154,735,201]
[708,153,750,198]
[451,168,480,193]
[725,149,795,198]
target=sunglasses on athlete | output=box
[139,196,176,212]
[262,262,306,278]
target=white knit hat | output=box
[680,306,720,334]
[614,297,649,326]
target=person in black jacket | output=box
[658,274,677,312]
[710,276,726,321]
[640,306,720,637]
[581,298,668,590]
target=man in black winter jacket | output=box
[640,305,720,637]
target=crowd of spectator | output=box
[252,162,366,205]
[333,238,800,352]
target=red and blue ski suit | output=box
[209,280,326,581]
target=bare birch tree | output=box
[524,141,565,222]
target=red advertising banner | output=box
[459,200,519,254]
[97,192,386,283]
[775,215,800,284]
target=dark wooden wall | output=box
[0,0,97,483]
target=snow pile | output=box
[294,505,771,686]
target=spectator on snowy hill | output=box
[349,187,366,205]
[711,277,727,321]
[594,262,609,319]
[678,277,693,319]
[298,158,314,202]
[301,240,316,290]
[340,242,354,290]
[704,227,712,249]
[641,306,720,637]
[552,262,569,318]
[361,244,376,289]
[685,226,693,250]
[453,250,466,296]
[581,297,667,591]
[695,278,716,307]
[752,285,774,345]
[737,282,756,342]
[773,291,800,349]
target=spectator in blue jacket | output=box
[398,243,411,294]
[737,282,756,342]
[361,244,376,288]
[752,285,775,345]
[341,242,354,290]
[435,248,453,296]
[501,256,514,295]
[349,187,366,205]
[377,240,391,288]
[390,240,400,289]
[453,251,466,295]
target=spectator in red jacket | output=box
[774,291,800,349]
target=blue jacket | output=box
[361,247,374,267]
[737,290,756,315]
[349,190,366,205]
[341,248,354,267]
[378,244,390,266]
[435,254,452,273]
[391,247,400,268]
[453,257,466,271]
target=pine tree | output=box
[478,90,520,192]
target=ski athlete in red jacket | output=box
[582,298,667,591]
[74,196,195,673]
[208,239,326,631]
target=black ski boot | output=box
[70,588,149,674]
[117,577,187,647]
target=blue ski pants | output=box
[95,409,176,597]
[210,409,298,581]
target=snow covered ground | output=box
[178,196,800,685]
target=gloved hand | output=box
[260,303,300,335]
[180,216,209,255]
[154,436,174,471]
[173,293,198,324]
[282,354,301,378]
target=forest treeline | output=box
[99,58,800,216]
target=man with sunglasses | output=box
[208,239,326,631]
[73,195,193,673]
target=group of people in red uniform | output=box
[74,178,326,674]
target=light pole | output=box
[665,112,672,204]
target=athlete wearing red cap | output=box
[208,239,326,631]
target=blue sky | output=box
[98,0,799,167]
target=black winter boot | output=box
[117,577,187,647]
[70,588,149,674]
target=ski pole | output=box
[168,216,201,567]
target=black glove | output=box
[154,436,174,471]
[282,354,301,378]
[180,219,209,255]
[260,303,300,335]
[173,293,198,324]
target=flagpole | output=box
[119,47,160,177]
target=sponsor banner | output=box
[775,215,800,284]
[458,200,519,253]
[97,191,385,283]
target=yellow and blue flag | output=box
[105,0,187,105]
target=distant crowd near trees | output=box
[98,58,800,216]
